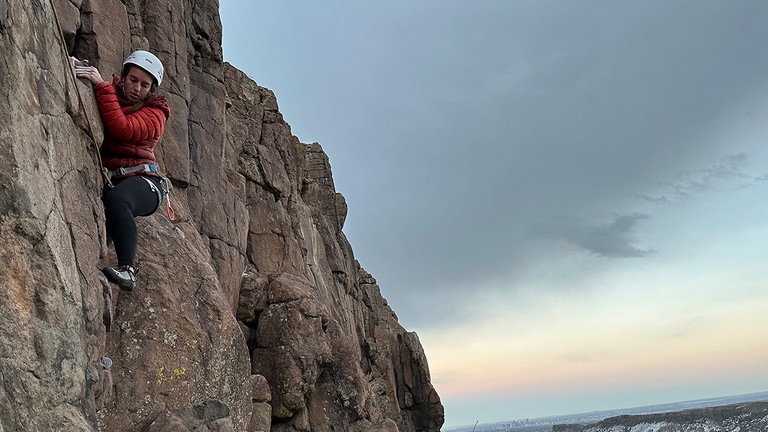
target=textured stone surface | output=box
[0,0,444,431]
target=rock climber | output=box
[73,50,171,292]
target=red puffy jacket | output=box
[94,76,171,179]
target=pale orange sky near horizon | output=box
[421,255,768,421]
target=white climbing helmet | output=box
[123,50,164,86]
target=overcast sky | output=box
[219,1,768,427]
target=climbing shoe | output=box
[102,266,136,291]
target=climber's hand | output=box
[74,64,105,86]
[69,56,89,68]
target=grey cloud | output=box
[536,213,652,258]
[381,211,652,328]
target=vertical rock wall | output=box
[0,1,444,431]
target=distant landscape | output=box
[443,391,768,432]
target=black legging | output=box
[102,175,162,267]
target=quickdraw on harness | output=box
[108,163,176,221]
[161,176,175,221]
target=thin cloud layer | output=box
[636,153,753,204]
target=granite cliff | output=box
[0,1,444,431]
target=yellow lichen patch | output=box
[157,366,188,385]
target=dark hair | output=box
[120,64,158,113]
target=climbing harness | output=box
[136,173,175,221]
[107,163,159,180]
[138,174,174,220]
[50,0,113,188]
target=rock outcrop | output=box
[553,401,768,432]
[0,1,444,431]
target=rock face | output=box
[553,401,768,432]
[0,1,444,431]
